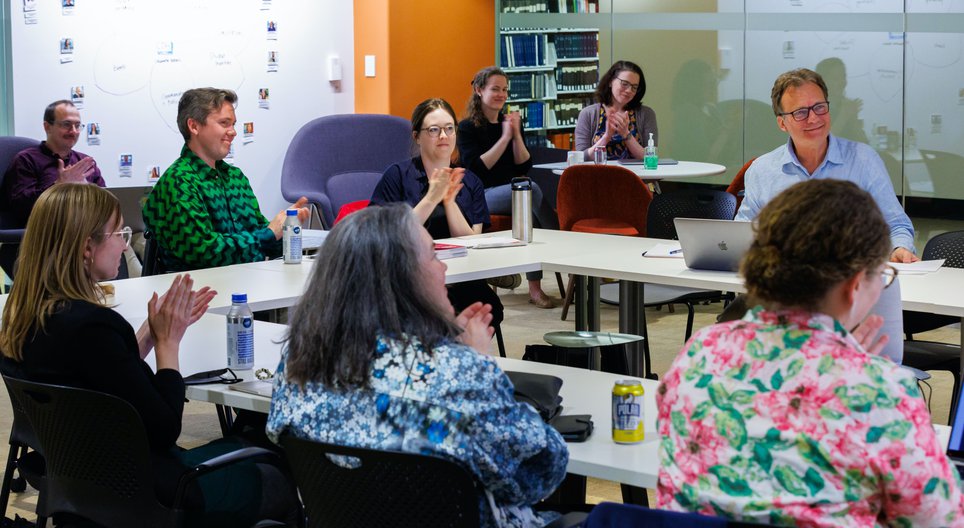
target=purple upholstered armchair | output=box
[0,136,40,279]
[280,114,412,228]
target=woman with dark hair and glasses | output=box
[370,97,504,334]
[267,204,570,527]
[657,179,964,526]
[574,60,657,161]
[0,184,297,527]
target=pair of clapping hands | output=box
[604,108,631,140]
[425,167,466,206]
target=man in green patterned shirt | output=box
[143,87,309,271]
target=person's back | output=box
[657,307,963,526]
[268,334,567,527]
[657,179,964,527]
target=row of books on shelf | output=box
[501,34,556,68]
[501,0,599,13]
[508,96,593,130]
[554,33,598,59]
[557,65,598,92]
[508,72,557,100]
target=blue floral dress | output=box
[266,335,569,527]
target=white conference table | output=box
[534,160,726,181]
[538,231,964,378]
[174,315,661,489]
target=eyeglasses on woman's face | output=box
[614,78,639,93]
[420,124,456,138]
[103,226,132,248]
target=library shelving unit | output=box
[499,26,600,149]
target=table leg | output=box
[620,483,650,506]
[619,281,645,378]
[588,276,601,332]
[575,275,588,332]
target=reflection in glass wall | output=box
[499,1,964,240]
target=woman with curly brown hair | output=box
[657,179,964,526]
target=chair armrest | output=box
[0,228,25,244]
[172,446,280,510]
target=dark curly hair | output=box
[594,60,646,110]
[741,179,891,310]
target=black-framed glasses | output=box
[104,226,132,248]
[54,120,83,131]
[420,125,456,138]
[615,78,639,92]
[778,101,830,122]
[877,265,898,289]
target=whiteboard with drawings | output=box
[9,0,354,213]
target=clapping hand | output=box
[851,313,888,357]
[456,302,495,355]
[441,168,465,205]
[57,157,96,184]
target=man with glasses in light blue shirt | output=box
[736,68,917,262]
[735,68,917,363]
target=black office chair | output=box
[2,375,286,528]
[0,136,39,283]
[0,376,46,525]
[902,230,964,420]
[602,188,737,379]
[279,435,480,528]
[142,230,166,276]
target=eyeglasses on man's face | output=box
[876,264,898,289]
[778,101,830,122]
[53,120,83,131]
[614,78,639,93]
[421,124,456,138]
[104,226,133,248]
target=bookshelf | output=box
[500,28,599,148]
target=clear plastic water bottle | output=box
[226,293,254,370]
[283,209,302,264]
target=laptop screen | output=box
[948,393,964,457]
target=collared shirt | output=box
[657,307,964,526]
[369,157,490,239]
[0,141,105,227]
[266,334,568,528]
[142,145,279,271]
[735,134,915,253]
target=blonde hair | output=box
[0,184,120,360]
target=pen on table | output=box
[669,248,683,255]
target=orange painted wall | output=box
[353,1,495,120]
[353,0,391,114]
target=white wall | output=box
[9,0,354,215]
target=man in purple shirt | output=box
[1,99,105,228]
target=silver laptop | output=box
[108,186,153,233]
[674,218,753,271]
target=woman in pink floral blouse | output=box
[657,179,964,527]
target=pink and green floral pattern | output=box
[657,307,964,527]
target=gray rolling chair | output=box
[902,230,964,421]
[0,136,40,281]
[280,114,412,228]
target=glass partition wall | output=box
[498,0,964,248]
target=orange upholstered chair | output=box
[557,165,653,237]
[725,157,756,213]
[557,164,653,320]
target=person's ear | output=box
[777,115,788,133]
[187,117,202,137]
[841,270,865,310]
